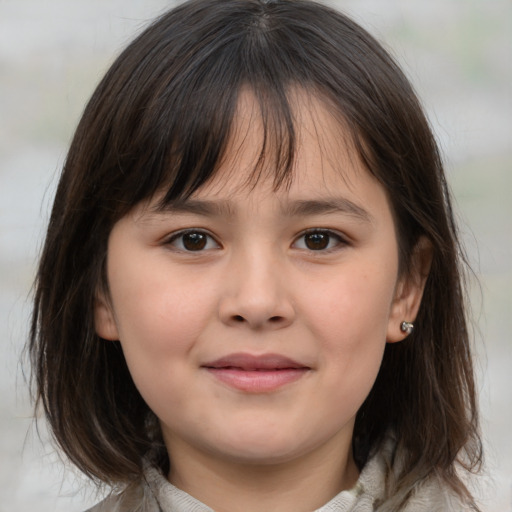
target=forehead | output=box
[192,89,378,204]
[135,89,395,237]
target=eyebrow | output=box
[152,199,234,217]
[151,197,373,223]
[281,198,374,223]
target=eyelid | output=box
[164,228,221,251]
[292,228,349,251]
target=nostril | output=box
[231,315,283,324]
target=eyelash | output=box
[292,229,348,252]
[164,229,348,253]
[165,229,220,252]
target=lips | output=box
[202,353,310,392]
[204,353,307,371]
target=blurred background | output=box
[0,0,510,510]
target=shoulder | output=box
[84,480,160,512]
[402,476,476,512]
[359,438,476,511]
[83,458,214,512]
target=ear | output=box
[387,236,433,343]
[94,289,119,341]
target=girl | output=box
[29,0,482,510]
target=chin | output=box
[218,445,305,466]
[207,429,320,466]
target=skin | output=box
[95,91,431,512]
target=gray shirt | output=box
[86,443,473,511]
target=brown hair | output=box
[29,0,481,508]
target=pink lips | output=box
[202,353,310,393]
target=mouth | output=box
[201,353,311,393]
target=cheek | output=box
[300,261,397,400]
[110,262,214,353]
[305,264,396,344]
[106,265,219,413]
[109,276,210,414]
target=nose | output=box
[218,249,295,331]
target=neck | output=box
[166,436,359,512]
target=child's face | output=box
[95,91,424,474]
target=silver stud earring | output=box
[400,321,414,335]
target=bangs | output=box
[102,5,312,217]
[154,82,300,209]
[91,0,376,220]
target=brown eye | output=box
[167,230,219,251]
[304,232,330,250]
[293,230,345,252]
[182,232,207,250]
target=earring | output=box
[400,321,414,335]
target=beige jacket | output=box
[86,446,472,512]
